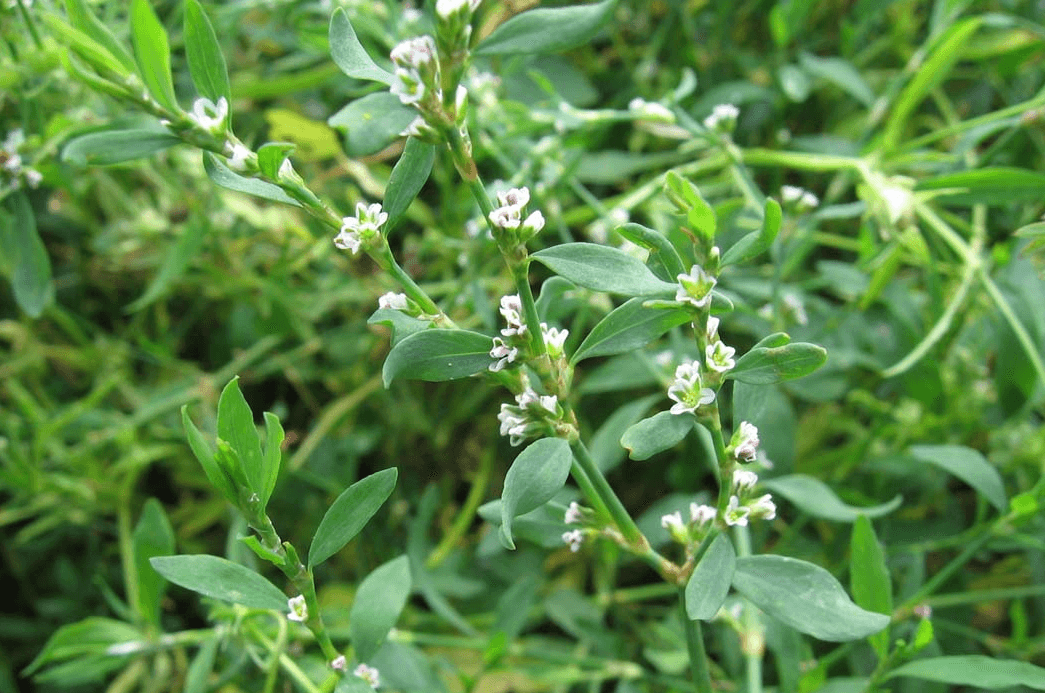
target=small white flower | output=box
[391,69,426,106]
[334,202,388,255]
[748,493,777,520]
[690,503,717,526]
[489,205,522,229]
[378,292,409,311]
[3,128,25,152]
[436,0,469,17]
[499,294,526,336]
[522,210,545,234]
[542,324,568,355]
[705,340,736,373]
[660,511,685,532]
[330,655,347,671]
[391,35,436,70]
[667,361,716,416]
[497,187,530,209]
[24,168,42,188]
[733,421,760,463]
[278,158,295,179]
[189,96,228,133]
[354,663,380,688]
[706,316,720,342]
[676,265,717,309]
[782,185,819,211]
[3,152,21,172]
[724,496,750,527]
[287,595,308,622]
[732,469,758,495]
[489,337,518,372]
[564,501,582,525]
[224,141,251,170]
[562,529,584,552]
[704,103,739,132]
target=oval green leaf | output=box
[500,438,573,550]
[384,138,435,232]
[62,128,182,166]
[308,468,398,568]
[761,475,902,522]
[729,341,827,384]
[328,92,418,157]
[350,555,412,661]
[4,193,54,318]
[732,555,890,641]
[257,142,295,180]
[532,243,678,297]
[259,412,283,507]
[130,0,178,111]
[329,9,394,85]
[184,0,231,103]
[621,411,694,461]
[475,0,617,55]
[686,533,736,620]
[382,329,493,387]
[203,152,300,206]
[149,555,287,611]
[572,298,691,364]
[907,444,1007,512]
[889,656,1045,690]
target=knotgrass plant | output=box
[4,0,1045,692]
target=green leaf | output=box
[729,338,827,384]
[916,167,1045,205]
[217,377,264,499]
[665,171,716,240]
[572,298,691,364]
[368,308,434,346]
[257,142,295,179]
[621,411,695,461]
[41,15,134,80]
[686,534,736,620]
[761,475,902,522]
[329,9,394,84]
[132,499,175,629]
[889,656,1045,690]
[732,555,890,641]
[25,617,144,676]
[130,0,178,111]
[65,0,138,75]
[260,412,283,507]
[475,0,617,55]
[382,329,493,387]
[590,395,658,473]
[149,555,287,610]
[183,636,220,693]
[308,468,398,568]
[500,438,573,550]
[62,127,182,166]
[908,444,1008,512]
[181,405,237,504]
[778,63,811,101]
[532,243,677,297]
[203,152,301,206]
[615,222,687,278]
[384,138,436,232]
[798,52,874,106]
[184,0,231,103]
[350,555,412,661]
[721,198,782,267]
[4,193,53,318]
[850,516,891,659]
[328,92,418,157]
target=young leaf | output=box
[761,475,902,522]
[732,555,890,641]
[850,516,891,659]
[907,445,1007,512]
[62,127,182,166]
[259,412,284,507]
[257,142,295,180]
[329,8,394,85]
[382,329,493,387]
[721,197,783,266]
[5,193,53,318]
[384,138,436,232]
[616,222,687,278]
[130,0,179,111]
[729,341,828,384]
[328,92,417,157]
[202,152,301,206]
[308,468,398,568]
[685,534,736,620]
[571,298,691,364]
[475,0,617,55]
[531,243,678,297]
[184,0,231,103]
[590,395,659,473]
[888,656,1045,691]
[65,0,138,75]
[131,499,175,629]
[500,438,573,550]
[181,405,237,503]
[349,555,412,661]
[665,171,716,240]
[217,377,264,499]
[149,555,288,611]
[621,411,695,461]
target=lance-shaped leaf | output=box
[762,475,902,522]
[149,555,288,611]
[3,193,54,318]
[181,405,237,503]
[328,92,417,157]
[132,499,175,629]
[382,329,493,387]
[217,377,264,500]
[62,127,181,166]
[622,411,695,461]
[203,152,301,206]
[329,9,394,84]
[384,138,436,232]
[729,336,827,384]
[888,656,1045,690]
[686,534,736,620]
[130,0,178,111]
[476,0,617,55]
[722,198,782,266]
[572,298,691,364]
[850,516,891,659]
[309,468,398,568]
[908,444,1007,512]
[259,412,283,507]
[616,222,687,278]
[65,0,138,75]
[350,555,412,661]
[532,243,678,297]
[41,15,134,80]
[184,0,231,103]
[500,438,573,549]
[732,555,890,641]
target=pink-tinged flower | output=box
[489,337,518,372]
[562,529,584,552]
[732,421,759,463]
[690,503,717,526]
[732,469,758,495]
[378,292,409,311]
[748,493,776,520]
[353,663,380,688]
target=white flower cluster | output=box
[188,96,228,134]
[660,502,718,543]
[723,469,776,527]
[497,387,559,446]
[354,663,380,688]
[489,294,568,370]
[562,529,584,552]
[488,186,545,236]
[2,129,42,189]
[676,264,716,309]
[703,103,739,132]
[667,361,716,416]
[390,36,439,107]
[286,595,308,622]
[334,202,388,255]
[781,185,819,211]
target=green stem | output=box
[900,528,993,609]
[375,239,444,317]
[733,525,763,693]
[978,266,1045,388]
[740,148,864,173]
[261,618,288,693]
[897,88,1045,153]
[570,441,643,546]
[15,0,43,49]
[678,588,714,693]
[426,449,493,569]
